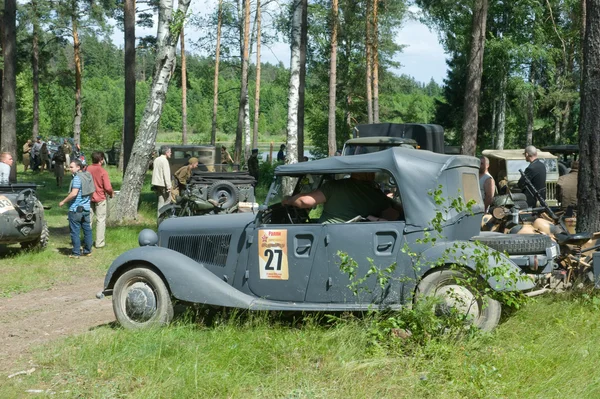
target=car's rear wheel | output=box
[113,267,174,329]
[20,221,49,250]
[415,268,501,331]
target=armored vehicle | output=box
[100,148,535,331]
[0,183,49,250]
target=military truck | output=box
[0,183,49,250]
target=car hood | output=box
[158,212,256,245]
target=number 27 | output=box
[264,248,282,271]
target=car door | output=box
[247,223,327,302]
[324,221,410,304]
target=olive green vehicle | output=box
[0,183,49,250]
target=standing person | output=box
[0,152,14,184]
[53,145,66,187]
[40,143,49,171]
[247,148,259,182]
[151,145,172,216]
[22,140,32,172]
[220,145,234,171]
[62,139,72,171]
[171,157,198,201]
[277,144,286,162]
[518,145,547,207]
[557,160,578,209]
[59,159,92,258]
[31,136,43,171]
[87,151,114,248]
[479,156,495,213]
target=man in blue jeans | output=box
[59,159,92,258]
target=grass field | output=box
[2,167,600,398]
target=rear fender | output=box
[103,246,256,308]
[419,241,535,292]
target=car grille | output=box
[546,182,556,201]
[167,234,232,268]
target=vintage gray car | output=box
[100,148,535,330]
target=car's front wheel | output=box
[415,268,501,331]
[112,267,174,329]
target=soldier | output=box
[151,145,172,216]
[62,139,73,171]
[171,157,198,201]
[220,145,234,171]
[22,140,32,172]
[247,148,259,182]
[277,144,286,162]
[557,160,578,209]
[31,136,43,171]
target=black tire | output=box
[112,267,174,329]
[20,221,49,250]
[471,233,551,255]
[416,268,501,331]
[208,180,239,209]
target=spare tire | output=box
[470,234,552,255]
[208,180,239,209]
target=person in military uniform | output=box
[171,157,199,201]
[557,160,578,209]
[247,148,259,183]
[62,140,72,171]
[22,140,32,172]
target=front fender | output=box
[103,246,257,308]
[420,241,535,292]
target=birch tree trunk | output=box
[496,74,507,149]
[123,0,136,172]
[283,0,302,194]
[577,0,600,232]
[114,0,191,221]
[211,0,223,146]
[252,0,261,150]
[460,0,489,156]
[72,15,83,145]
[1,0,17,168]
[235,0,251,164]
[181,26,188,145]
[365,0,373,123]
[31,0,40,142]
[328,0,339,157]
[297,0,307,160]
[372,0,380,123]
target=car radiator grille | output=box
[546,182,556,201]
[167,234,232,268]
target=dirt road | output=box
[0,278,114,373]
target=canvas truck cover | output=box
[354,123,445,154]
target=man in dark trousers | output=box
[518,145,546,207]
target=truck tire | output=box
[113,267,174,329]
[415,268,501,331]
[208,180,239,209]
[21,221,49,250]
[470,234,551,255]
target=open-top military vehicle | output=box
[100,147,537,331]
[0,183,49,250]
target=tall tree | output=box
[211,0,223,146]
[181,25,188,144]
[460,0,488,156]
[30,0,42,141]
[2,0,17,167]
[372,0,380,122]
[252,0,262,150]
[123,0,136,172]
[284,0,302,193]
[235,0,251,164]
[297,0,307,160]
[577,0,600,232]
[115,0,191,221]
[328,0,339,156]
[365,0,373,123]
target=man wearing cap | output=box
[517,145,547,207]
[171,156,199,201]
[247,148,259,183]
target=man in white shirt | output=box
[151,145,172,216]
[0,152,14,184]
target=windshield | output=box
[507,158,558,174]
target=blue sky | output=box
[111,2,448,85]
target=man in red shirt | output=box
[87,151,114,248]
